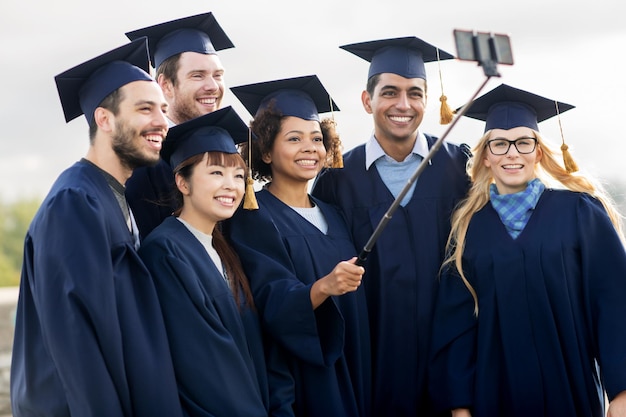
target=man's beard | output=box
[170,99,204,124]
[112,120,160,170]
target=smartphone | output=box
[454,30,514,65]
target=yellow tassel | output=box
[560,143,578,174]
[436,47,453,125]
[555,99,578,173]
[243,176,259,210]
[439,94,454,125]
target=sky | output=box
[1,0,624,202]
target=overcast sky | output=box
[1,0,623,202]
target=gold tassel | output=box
[439,94,454,125]
[328,95,343,168]
[243,176,258,210]
[437,48,453,125]
[555,100,578,173]
[242,127,259,210]
[560,143,579,174]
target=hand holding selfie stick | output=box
[355,30,513,267]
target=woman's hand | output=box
[451,408,472,417]
[608,391,626,417]
[310,257,364,308]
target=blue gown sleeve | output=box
[125,159,175,240]
[263,333,297,417]
[578,195,626,401]
[228,206,344,367]
[429,264,478,413]
[23,188,181,417]
[139,242,272,416]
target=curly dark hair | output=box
[241,102,343,182]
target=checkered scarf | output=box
[489,178,545,239]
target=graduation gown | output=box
[126,159,176,240]
[429,190,626,417]
[11,160,182,417]
[226,189,372,417]
[312,136,470,417]
[139,216,294,417]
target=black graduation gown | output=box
[225,189,372,417]
[429,190,626,417]
[126,159,176,240]
[139,217,294,417]
[312,136,470,417]
[11,160,183,417]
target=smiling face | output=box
[484,126,543,194]
[262,116,326,185]
[161,52,225,124]
[111,80,169,170]
[362,72,427,145]
[177,152,245,233]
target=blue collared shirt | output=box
[365,133,428,206]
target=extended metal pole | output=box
[355,75,492,266]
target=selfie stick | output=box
[355,31,508,267]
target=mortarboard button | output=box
[54,37,153,125]
[125,12,234,69]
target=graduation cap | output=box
[463,83,578,172]
[230,74,339,122]
[462,83,575,132]
[340,36,454,80]
[55,38,153,125]
[161,105,248,170]
[341,36,456,124]
[125,12,234,69]
[231,75,342,209]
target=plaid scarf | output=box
[489,178,545,239]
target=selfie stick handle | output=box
[355,75,493,267]
[354,31,508,267]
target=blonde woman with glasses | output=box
[429,84,626,417]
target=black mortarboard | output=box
[340,36,454,80]
[230,75,339,122]
[462,84,575,132]
[55,38,153,125]
[125,12,234,69]
[161,106,248,170]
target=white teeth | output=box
[216,197,234,204]
[145,135,162,143]
[389,116,411,122]
[296,160,317,166]
[199,98,216,105]
[503,164,523,169]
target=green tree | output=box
[0,197,41,286]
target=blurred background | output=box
[0,0,623,413]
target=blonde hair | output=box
[444,130,625,314]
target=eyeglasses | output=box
[486,137,537,155]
